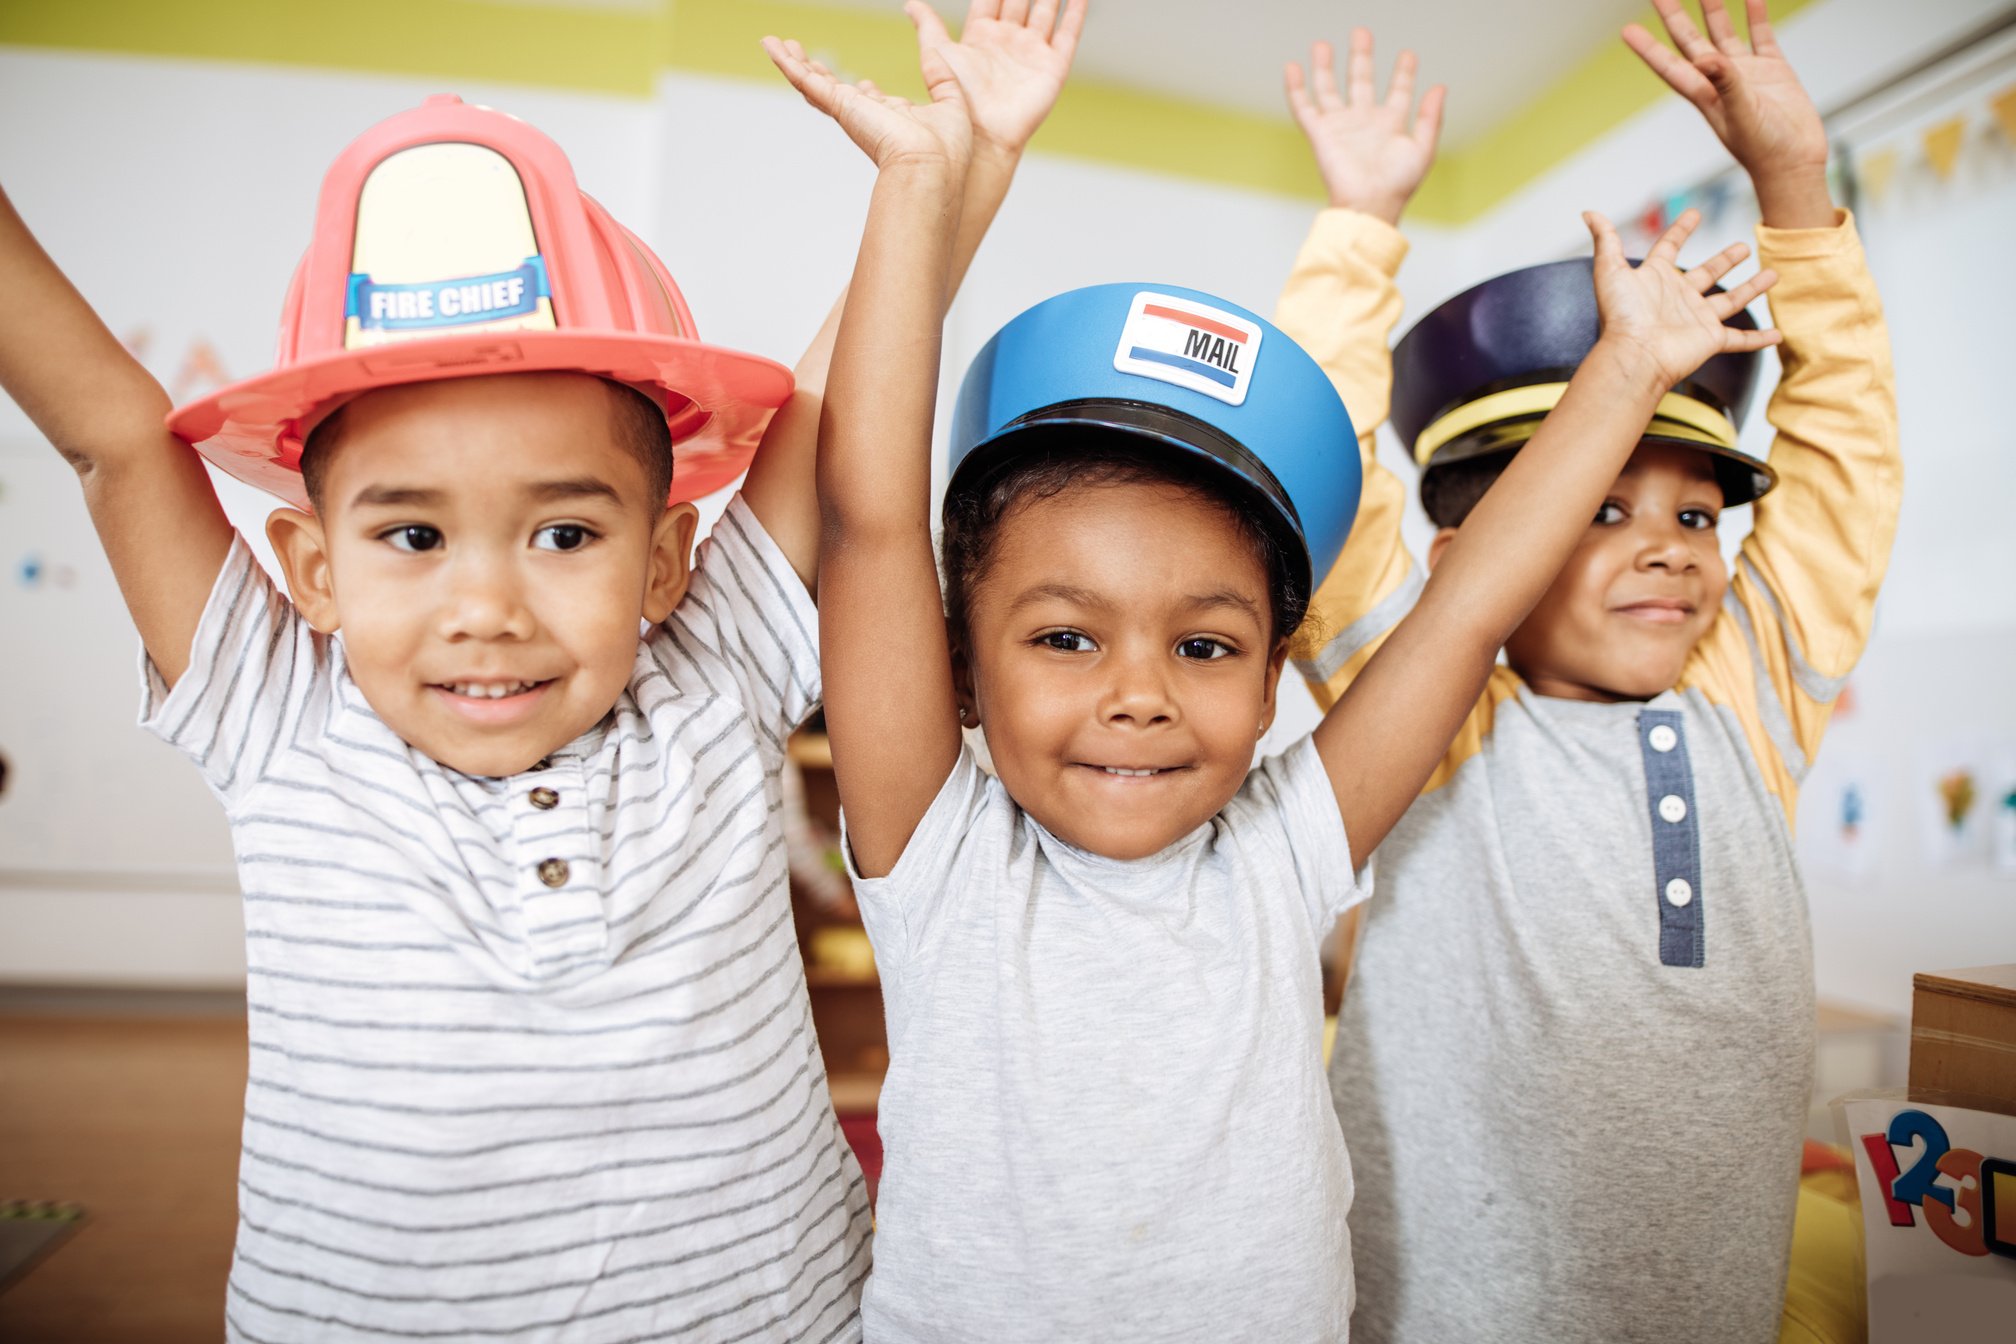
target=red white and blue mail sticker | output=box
[1112,292,1263,407]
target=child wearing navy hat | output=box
[1274,7,1899,1342]
[767,9,1782,1338]
[0,5,1084,1336]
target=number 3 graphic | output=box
[1923,1149,1989,1257]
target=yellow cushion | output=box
[1779,1166,1866,1344]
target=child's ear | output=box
[1256,639,1291,737]
[267,507,341,633]
[1426,526,1459,572]
[951,637,981,729]
[642,502,701,625]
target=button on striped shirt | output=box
[142,498,870,1343]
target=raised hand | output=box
[1622,0,1833,227]
[1587,209,1781,391]
[906,0,1086,161]
[764,34,973,171]
[1284,27,1444,225]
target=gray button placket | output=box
[1638,708,1704,968]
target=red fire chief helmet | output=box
[168,94,791,511]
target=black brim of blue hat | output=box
[948,284,1362,610]
[1393,258,1775,505]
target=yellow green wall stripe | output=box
[0,0,1821,223]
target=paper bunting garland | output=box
[1993,85,2016,145]
[1922,116,1965,180]
[1857,147,1898,203]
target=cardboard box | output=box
[1909,964,2016,1111]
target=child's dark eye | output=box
[1594,501,1626,526]
[383,525,443,553]
[1176,637,1235,661]
[1679,509,1719,531]
[534,524,595,552]
[1037,630,1094,653]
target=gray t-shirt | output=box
[848,737,1369,1342]
[1330,686,1815,1344]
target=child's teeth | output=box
[1104,767,1158,777]
[453,681,533,698]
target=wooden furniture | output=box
[787,730,887,1102]
[1909,963,2016,1111]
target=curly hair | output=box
[939,429,1310,652]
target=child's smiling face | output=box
[1494,441,1730,702]
[267,372,696,778]
[959,478,1288,861]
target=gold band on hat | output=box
[1412,382,1739,466]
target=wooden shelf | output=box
[787,733,833,769]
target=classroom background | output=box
[1,0,2013,1338]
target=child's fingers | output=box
[1622,23,1717,107]
[1712,266,1777,317]
[1027,0,1061,37]
[918,41,969,106]
[1685,240,1750,292]
[1649,0,1715,62]
[999,0,1031,25]
[1385,49,1417,114]
[1311,40,1343,110]
[1647,207,1702,265]
[1745,0,1782,55]
[905,0,953,50]
[1414,83,1446,152]
[1583,211,1624,268]
[1051,0,1088,55]
[1700,0,1744,54]
[1724,326,1783,353]
[761,36,818,89]
[1284,60,1315,122]
[965,0,1002,25]
[1346,27,1376,107]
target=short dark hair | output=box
[300,377,672,512]
[939,431,1308,650]
[1421,440,1741,530]
[1419,451,1515,529]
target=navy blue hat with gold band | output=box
[1393,258,1774,505]
[949,283,1360,610]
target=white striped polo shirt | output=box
[141,498,869,1343]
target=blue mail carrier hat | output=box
[948,284,1361,610]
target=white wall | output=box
[4,0,2011,1008]
[0,43,1410,983]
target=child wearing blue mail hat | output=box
[765,15,1782,1341]
[1274,8,1899,1342]
[0,4,1085,1337]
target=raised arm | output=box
[1275,28,1440,700]
[741,0,1087,588]
[0,186,233,687]
[1628,0,1898,800]
[764,36,971,879]
[1315,211,1782,857]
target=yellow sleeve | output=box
[1275,208,1517,791]
[1680,211,1900,822]
[1271,209,1417,704]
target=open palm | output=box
[1284,28,1443,222]
[908,0,1086,156]
[765,35,972,170]
[1588,209,1781,390]
[1623,0,1826,181]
